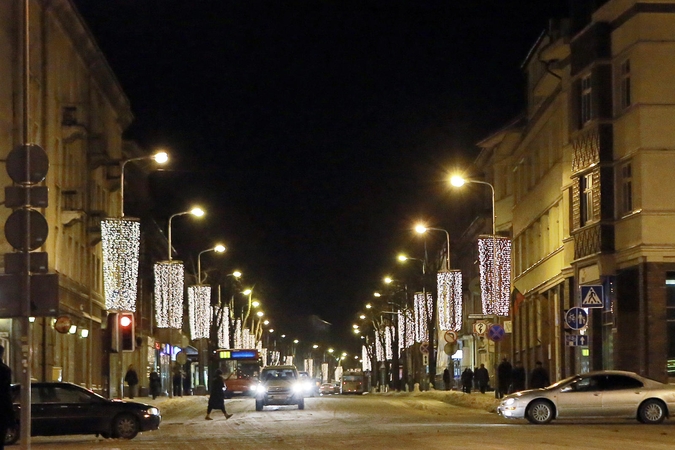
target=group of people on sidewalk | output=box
[443,358,551,396]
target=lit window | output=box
[580,173,594,226]
[620,162,633,215]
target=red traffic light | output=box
[120,315,132,327]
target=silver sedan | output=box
[498,370,675,424]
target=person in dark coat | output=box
[475,363,490,394]
[149,370,161,399]
[529,361,551,389]
[460,367,474,394]
[511,361,526,393]
[496,358,512,399]
[206,369,232,420]
[0,345,15,450]
[173,363,183,397]
[442,368,451,391]
[124,364,139,399]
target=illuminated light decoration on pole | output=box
[437,270,463,332]
[478,235,512,316]
[362,345,371,371]
[154,261,184,328]
[234,319,242,349]
[101,218,140,312]
[214,306,230,348]
[384,326,394,360]
[188,285,212,340]
[398,309,415,351]
[414,292,433,342]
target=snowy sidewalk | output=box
[375,388,500,413]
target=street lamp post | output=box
[197,244,226,284]
[168,207,205,261]
[120,151,168,217]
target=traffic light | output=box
[110,312,135,352]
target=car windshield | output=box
[262,369,296,381]
[547,375,580,390]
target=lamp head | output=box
[359,314,366,319]
[153,151,169,164]
[252,300,260,308]
[232,271,242,278]
[190,207,205,217]
[450,175,466,187]
[384,276,393,284]
[373,292,381,297]
[414,224,427,234]
[397,254,408,262]
[293,339,299,344]
[256,311,264,317]
[365,303,372,309]
[243,289,252,295]
[214,244,226,253]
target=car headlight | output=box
[292,383,304,393]
[146,407,160,416]
[503,398,516,406]
[254,385,266,393]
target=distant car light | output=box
[147,407,160,416]
[292,383,304,393]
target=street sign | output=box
[444,330,458,343]
[473,321,488,336]
[443,343,455,355]
[420,342,429,355]
[487,324,505,342]
[565,334,589,347]
[580,285,604,309]
[468,313,490,319]
[565,307,588,330]
[422,354,429,365]
[503,320,512,333]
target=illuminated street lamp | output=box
[450,175,495,235]
[197,244,226,284]
[168,207,205,261]
[120,150,168,217]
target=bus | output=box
[215,349,262,397]
[341,370,366,394]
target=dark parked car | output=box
[5,382,161,445]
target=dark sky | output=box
[73,0,569,352]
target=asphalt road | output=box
[22,393,675,449]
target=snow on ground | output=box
[376,389,500,413]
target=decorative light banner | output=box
[188,285,212,340]
[398,309,415,351]
[438,270,463,332]
[478,235,512,316]
[154,260,185,328]
[243,328,253,348]
[213,306,230,348]
[385,326,394,360]
[376,329,385,362]
[234,319,242,348]
[101,218,140,312]
[414,292,433,342]
[362,345,371,371]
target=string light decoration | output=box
[376,329,385,361]
[384,326,394,360]
[101,218,140,312]
[234,319,242,349]
[188,285,212,340]
[154,261,184,328]
[398,309,415,351]
[438,270,463,332]
[213,306,230,348]
[414,292,433,342]
[362,345,372,371]
[478,235,512,316]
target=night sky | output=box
[72,0,569,352]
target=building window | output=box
[620,59,631,110]
[620,162,633,215]
[580,173,594,226]
[580,74,592,126]
[666,274,675,378]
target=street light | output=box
[168,207,205,261]
[197,244,226,284]
[415,224,451,270]
[120,150,168,217]
[449,175,495,235]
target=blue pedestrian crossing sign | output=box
[565,307,588,330]
[580,285,603,309]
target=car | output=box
[319,382,339,395]
[498,370,675,425]
[224,373,255,398]
[5,382,161,445]
[253,365,304,411]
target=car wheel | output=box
[526,399,554,424]
[5,423,19,445]
[297,398,305,410]
[255,398,264,411]
[113,414,140,439]
[639,399,666,424]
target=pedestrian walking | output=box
[205,369,233,420]
[0,345,14,450]
[529,361,551,389]
[442,368,451,391]
[496,357,512,399]
[460,367,474,394]
[475,363,489,394]
[173,363,183,397]
[149,370,161,399]
[473,367,479,391]
[511,361,526,393]
[124,364,139,399]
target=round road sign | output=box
[54,316,72,334]
[487,324,505,342]
[444,330,458,343]
[419,342,429,355]
[6,144,49,184]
